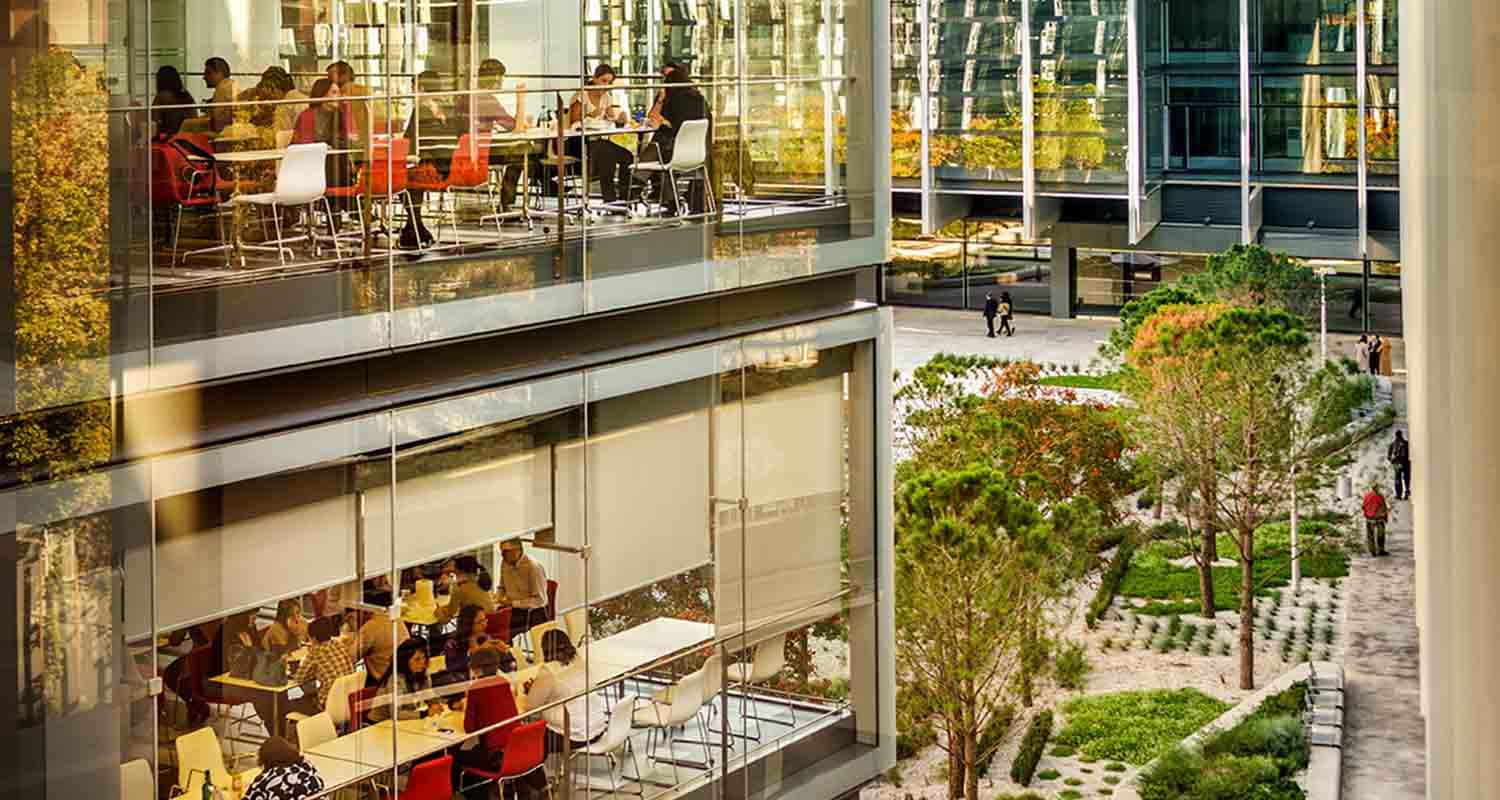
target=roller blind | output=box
[716,374,845,637]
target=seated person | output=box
[152,65,197,137]
[293,77,358,189]
[242,736,325,800]
[367,637,443,724]
[498,539,550,638]
[262,598,307,653]
[436,555,496,624]
[449,647,527,800]
[644,66,711,216]
[569,63,634,207]
[464,58,528,212]
[356,608,410,688]
[400,69,461,249]
[523,629,607,753]
[161,619,221,727]
[291,615,356,713]
[443,605,516,680]
[201,57,237,133]
[327,60,383,145]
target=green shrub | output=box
[1065,777,1084,786]
[1009,709,1054,786]
[896,721,935,760]
[1196,754,1303,800]
[1037,768,1062,780]
[1105,774,1122,784]
[1204,716,1307,769]
[1092,525,1134,553]
[1058,791,1082,800]
[1105,762,1127,772]
[1250,682,1308,722]
[1138,747,1204,800]
[1100,789,1115,796]
[1086,540,1137,628]
[1051,744,1076,757]
[976,704,1018,775]
[1055,690,1231,765]
[1054,642,1092,691]
[993,794,1046,800]
[1137,491,1157,510]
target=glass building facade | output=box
[0,1,894,798]
[885,0,1402,330]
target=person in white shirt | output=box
[523,629,607,752]
[568,63,635,207]
[499,539,550,637]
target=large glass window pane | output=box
[1369,261,1403,335]
[1169,79,1240,173]
[966,229,1051,315]
[1031,0,1129,191]
[1074,249,1208,310]
[1259,74,1357,176]
[1366,0,1397,64]
[885,218,967,308]
[1261,0,1358,64]
[1167,0,1237,60]
[930,0,1024,187]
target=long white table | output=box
[584,617,715,689]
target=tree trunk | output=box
[1238,527,1256,690]
[965,727,979,800]
[1153,477,1164,520]
[1197,542,1216,620]
[947,730,963,800]
[1201,484,1218,562]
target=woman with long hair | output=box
[367,636,441,723]
[443,605,516,680]
[151,65,196,137]
[523,629,606,753]
[293,77,356,188]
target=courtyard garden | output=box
[865,244,1396,800]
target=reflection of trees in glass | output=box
[9,48,116,723]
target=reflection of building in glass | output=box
[887,0,1401,333]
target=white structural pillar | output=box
[1402,2,1500,797]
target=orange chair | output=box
[406,133,492,246]
[460,719,549,799]
[327,137,411,246]
[398,755,453,800]
[485,606,512,644]
[152,141,230,269]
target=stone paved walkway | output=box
[1341,377,1425,799]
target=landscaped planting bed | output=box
[1138,682,1311,800]
[1053,689,1232,765]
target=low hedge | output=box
[1086,539,1137,629]
[1010,709,1054,786]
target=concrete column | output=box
[1401,1,1500,797]
[1050,242,1076,319]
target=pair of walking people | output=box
[1362,431,1413,557]
[983,291,1014,337]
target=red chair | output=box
[460,719,549,799]
[485,607,512,645]
[348,686,378,732]
[546,579,558,621]
[327,137,411,246]
[398,754,452,800]
[152,141,230,269]
[406,133,491,246]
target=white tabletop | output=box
[212,149,287,163]
[304,717,454,768]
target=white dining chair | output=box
[230,142,341,265]
[631,663,710,784]
[629,118,714,217]
[563,607,589,645]
[323,672,365,732]
[175,726,234,799]
[296,711,338,751]
[725,633,790,740]
[120,758,153,800]
[573,695,643,795]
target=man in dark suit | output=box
[983,292,999,337]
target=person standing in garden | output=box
[982,292,999,337]
[998,291,1015,337]
[1388,430,1412,499]
[1367,334,1384,376]
[1362,483,1391,556]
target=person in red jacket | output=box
[1362,483,1391,556]
[449,647,522,800]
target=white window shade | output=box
[716,374,845,638]
[363,445,554,575]
[155,478,360,631]
[551,405,712,613]
[151,420,384,631]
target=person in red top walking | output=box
[1362,483,1391,556]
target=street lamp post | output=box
[1315,266,1336,363]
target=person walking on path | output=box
[1362,484,1391,557]
[982,292,999,338]
[1388,430,1412,499]
[1367,334,1384,376]
[998,291,1015,337]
